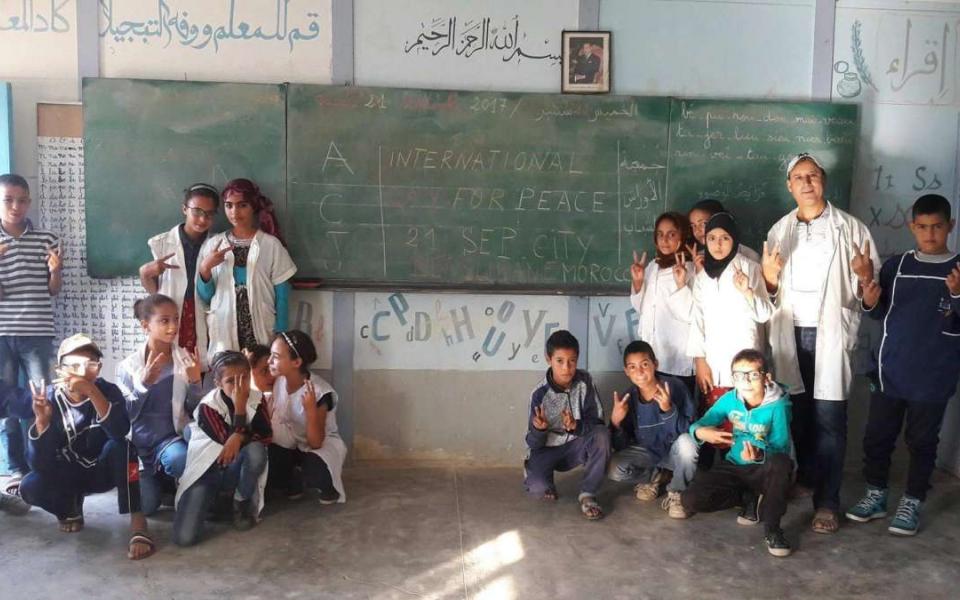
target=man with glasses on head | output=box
[139,183,220,371]
[761,153,879,535]
[18,334,156,560]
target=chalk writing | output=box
[0,0,71,32]
[99,0,322,52]
[403,15,560,64]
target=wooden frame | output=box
[561,31,611,94]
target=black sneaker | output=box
[233,499,257,531]
[764,527,793,557]
[318,489,340,505]
[737,493,762,526]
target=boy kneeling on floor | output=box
[680,349,794,557]
[523,330,610,520]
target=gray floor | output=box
[2,460,959,600]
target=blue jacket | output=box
[525,369,603,450]
[867,251,960,403]
[610,374,696,460]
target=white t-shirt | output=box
[788,206,833,327]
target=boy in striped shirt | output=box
[0,174,62,493]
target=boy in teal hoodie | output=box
[680,349,794,557]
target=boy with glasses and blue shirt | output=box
[680,349,795,557]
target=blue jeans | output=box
[0,335,53,476]
[172,443,268,546]
[524,424,611,497]
[793,326,848,512]
[139,438,187,516]
[607,433,700,492]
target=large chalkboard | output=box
[83,80,858,292]
[83,78,285,278]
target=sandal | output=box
[812,508,840,534]
[3,473,23,495]
[128,531,156,561]
[542,488,558,502]
[58,515,84,533]
[579,494,604,521]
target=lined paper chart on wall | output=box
[37,135,144,366]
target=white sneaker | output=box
[661,491,689,519]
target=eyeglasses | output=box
[731,370,764,383]
[186,206,217,219]
[60,359,102,372]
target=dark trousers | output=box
[681,453,794,529]
[863,389,948,501]
[524,424,611,496]
[19,439,141,520]
[793,326,848,512]
[267,444,336,495]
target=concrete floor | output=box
[2,460,959,600]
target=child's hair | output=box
[210,350,250,382]
[731,348,768,372]
[246,343,271,366]
[653,211,693,267]
[689,198,725,216]
[183,182,220,208]
[133,294,178,322]
[912,194,951,222]
[546,330,579,357]
[622,340,657,366]
[222,178,284,244]
[274,330,317,374]
[0,173,29,192]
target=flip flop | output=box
[812,508,840,534]
[58,515,84,533]
[541,488,559,502]
[579,495,604,521]
[128,531,156,561]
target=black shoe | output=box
[233,499,257,531]
[764,527,792,557]
[737,493,762,526]
[286,468,305,500]
[318,489,340,505]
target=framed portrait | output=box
[561,31,611,94]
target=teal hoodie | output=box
[689,381,792,466]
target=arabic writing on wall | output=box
[0,0,72,33]
[403,15,560,64]
[99,0,323,53]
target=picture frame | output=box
[561,31,611,94]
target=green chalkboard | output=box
[83,78,285,278]
[286,86,670,293]
[667,99,859,250]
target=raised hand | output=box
[531,405,548,431]
[686,243,704,273]
[235,369,250,409]
[200,244,234,279]
[47,243,62,273]
[53,369,96,399]
[761,242,784,289]
[29,379,52,431]
[851,240,875,284]
[141,351,169,386]
[301,379,318,412]
[653,381,672,411]
[695,357,714,396]
[673,252,688,288]
[611,391,630,428]
[561,407,577,432]
[732,264,752,298]
[947,262,960,296]
[630,250,648,293]
[861,279,882,309]
[142,252,179,279]
[184,347,202,385]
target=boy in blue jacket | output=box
[524,330,610,520]
[681,349,794,557]
[607,341,698,518]
[846,194,960,536]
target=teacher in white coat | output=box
[762,153,879,535]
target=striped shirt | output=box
[0,220,59,336]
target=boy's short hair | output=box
[546,330,579,357]
[731,348,767,372]
[623,340,657,366]
[0,173,29,192]
[690,198,725,216]
[912,194,951,222]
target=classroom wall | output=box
[2,0,960,471]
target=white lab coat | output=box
[629,260,696,376]
[147,225,210,369]
[687,252,774,387]
[198,230,297,357]
[766,203,880,401]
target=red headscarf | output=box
[221,178,285,245]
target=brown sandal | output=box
[812,508,839,534]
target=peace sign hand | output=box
[732,264,752,299]
[141,351,169,386]
[531,405,548,431]
[652,381,672,412]
[200,243,234,279]
[673,252,688,288]
[47,243,62,273]
[142,252,179,279]
[29,379,52,431]
[184,346,202,385]
[686,243,704,273]
[561,407,577,432]
[851,240,875,285]
[630,250,648,293]
[761,242,784,288]
[611,391,630,428]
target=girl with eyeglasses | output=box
[196,178,296,357]
[265,330,346,505]
[139,183,220,369]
